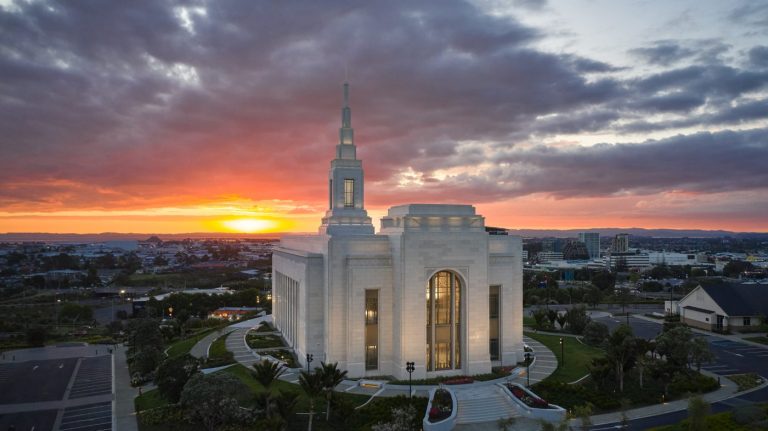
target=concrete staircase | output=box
[455,385,520,424]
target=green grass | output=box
[523,316,535,327]
[525,331,604,383]
[134,388,169,412]
[728,373,764,391]
[744,336,768,345]
[165,328,217,358]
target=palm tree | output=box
[252,359,286,390]
[252,359,287,421]
[299,370,324,431]
[318,361,348,421]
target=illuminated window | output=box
[344,179,354,207]
[365,289,378,370]
[426,271,462,371]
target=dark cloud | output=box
[0,0,766,213]
[749,46,768,68]
[630,41,696,66]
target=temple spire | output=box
[339,82,354,147]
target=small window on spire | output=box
[344,179,354,207]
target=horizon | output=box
[2,1,767,234]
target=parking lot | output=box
[59,401,112,431]
[69,357,113,399]
[0,346,113,431]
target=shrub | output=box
[732,405,766,425]
[582,321,609,347]
[428,389,453,422]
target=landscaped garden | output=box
[204,331,235,367]
[529,324,720,414]
[246,332,286,349]
[427,388,453,423]
[135,360,429,431]
[259,348,299,368]
[525,331,604,383]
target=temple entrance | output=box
[426,270,462,371]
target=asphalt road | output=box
[0,358,78,403]
[0,409,58,431]
[592,315,768,430]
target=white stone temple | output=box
[272,83,524,380]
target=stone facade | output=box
[272,84,524,379]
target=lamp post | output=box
[406,361,415,399]
[524,352,531,387]
[306,353,313,374]
[559,337,565,367]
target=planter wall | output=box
[422,387,458,431]
[499,382,567,423]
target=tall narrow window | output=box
[365,290,378,370]
[344,179,355,207]
[489,285,500,361]
[329,179,333,209]
[426,271,462,371]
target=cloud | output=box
[630,41,696,66]
[0,0,766,232]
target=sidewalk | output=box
[188,328,227,360]
[114,343,139,431]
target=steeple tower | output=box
[319,82,374,235]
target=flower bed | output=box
[443,376,474,385]
[507,383,553,409]
[423,387,457,431]
[500,382,567,423]
[428,389,453,421]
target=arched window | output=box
[426,271,462,371]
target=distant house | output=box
[677,282,768,331]
[210,307,260,321]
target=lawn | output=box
[524,331,604,383]
[165,328,217,358]
[523,315,535,327]
[135,388,168,412]
[727,373,765,391]
[744,336,768,345]
[204,331,235,367]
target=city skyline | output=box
[1,0,767,234]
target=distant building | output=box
[609,252,650,270]
[563,240,590,260]
[210,307,260,321]
[647,252,697,266]
[538,251,564,262]
[578,232,600,259]
[677,282,768,331]
[612,233,629,253]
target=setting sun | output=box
[221,218,277,233]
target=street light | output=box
[559,337,565,367]
[406,361,415,399]
[524,352,532,387]
[306,353,314,374]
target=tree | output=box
[640,281,664,292]
[532,308,549,330]
[634,339,651,389]
[555,312,568,330]
[59,303,93,324]
[689,337,715,372]
[547,309,558,328]
[572,403,593,431]
[583,286,602,307]
[582,321,609,347]
[656,326,694,371]
[155,354,200,403]
[605,325,636,392]
[318,362,348,421]
[299,370,324,431]
[591,270,616,291]
[83,267,101,287]
[26,326,47,347]
[687,395,710,431]
[565,306,591,335]
[617,288,632,317]
[180,373,250,431]
[252,359,286,390]
[723,260,754,278]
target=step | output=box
[455,390,520,424]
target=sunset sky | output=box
[1,0,767,234]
